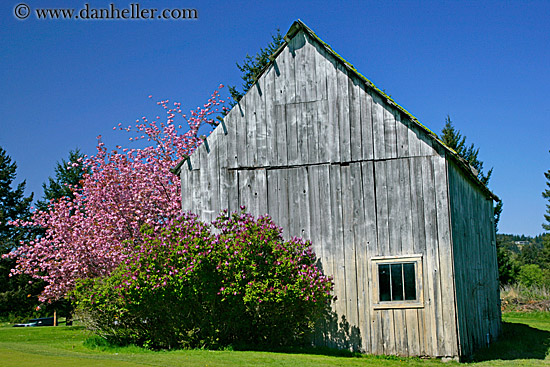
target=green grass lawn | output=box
[0,312,548,366]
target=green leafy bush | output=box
[72,210,333,350]
[518,264,550,288]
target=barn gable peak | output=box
[175,19,498,202]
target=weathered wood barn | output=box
[174,20,501,359]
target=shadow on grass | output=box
[473,321,550,362]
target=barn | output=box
[174,20,501,359]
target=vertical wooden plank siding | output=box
[326,51,340,163]
[329,164,347,324]
[448,161,500,357]
[420,156,444,356]
[360,161,377,353]
[337,63,351,162]
[174,31,503,359]
[349,77,362,161]
[360,88,375,160]
[235,97,248,168]
[246,82,259,167]
[372,94,385,160]
[341,164,359,328]
[255,77,268,167]
[433,153,459,357]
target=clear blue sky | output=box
[1,1,549,236]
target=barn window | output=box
[371,255,424,309]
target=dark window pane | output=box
[391,264,404,301]
[379,264,391,302]
[403,262,417,300]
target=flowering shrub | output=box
[72,210,333,349]
[5,87,225,301]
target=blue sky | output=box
[1,1,549,236]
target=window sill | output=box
[373,301,424,310]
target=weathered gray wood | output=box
[360,161,377,353]
[399,158,414,255]
[433,153,458,357]
[199,140,212,222]
[329,164,347,323]
[294,32,318,103]
[246,84,259,167]
[375,161,390,255]
[360,86,374,160]
[286,103,299,165]
[317,164,335,282]
[180,160,190,212]
[372,93,386,160]
[337,63,351,162]
[266,169,279,221]
[287,168,300,237]
[264,65,277,166]
[326,53,340,163]
[283,38,297,105]
[226,108,238,169]
[235,97,248,168]
[383,107,398,159]
[420,156,443,356]
[256,168,268,216]
[314,43,328,101]
[396,112,409,158]
[237,170,250,213]
[349,77,362,161]
[208,132,221,221]
[341,164,358,329]
[350,162,367,352]
[407,121,421,158]
[307,165,322,261]
[317,99,330,163]
[297,166,310,239]
[387,159,402,254]
[297,103,310,164]
[448,160,501,357]
[306,101,319,164]
[256,77,268,167]
[406,308,420,356]
[277,169,290,237]
[394,310,408,356]
[274,104,288,166]
[382,310,395,355]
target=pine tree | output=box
[543,152,550,232]
[440,116,502,230]
[228,29,284,104]
[0,146,41,318]
[0,147,33,253]
[541,152,550,270]
[35,149,89,212]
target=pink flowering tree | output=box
[5,86,226,301]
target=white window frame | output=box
[371,255,424,309]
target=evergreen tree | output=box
[541,153,550,270]
[228,29,284,104]
[35,149,88,212]
[441,116,492,185]
[543,151,550,232]
[0,146,40,319]
[0,147,33,253]
[440,116,502,230]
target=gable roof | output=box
[278,20,498,202]
[176,20,499,203]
